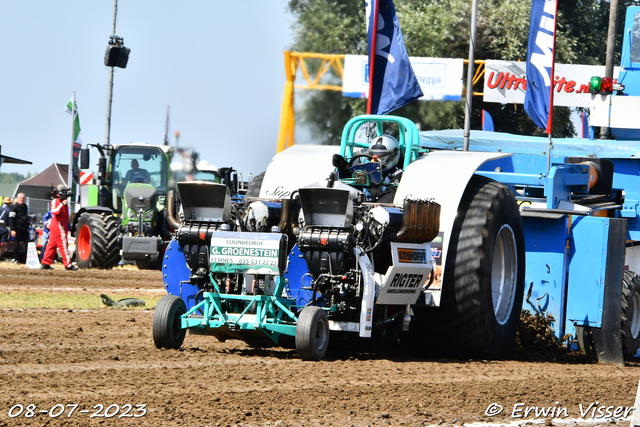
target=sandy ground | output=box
[0,262,638,427]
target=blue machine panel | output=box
[522,215,569,337]
[162,238,200,310]
[284,245,315,306]
[566,217,610,330]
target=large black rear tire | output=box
[407,176,525,359]
[153,295,187,350]
[74,212,121,269]
[621,270,640,358]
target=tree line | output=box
[0,172,33,184]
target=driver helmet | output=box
[368,135,400,172]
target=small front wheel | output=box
[153,295,187,349]
[295,307,330,361]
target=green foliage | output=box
[287,0,621,140]
[0,172,31,184]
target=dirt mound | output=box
[509,311,592,363]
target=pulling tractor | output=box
[153,8,640,363]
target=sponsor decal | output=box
[264,186,291,198]
[211,247,278,258]
[385,273,424,293]
[397,248,428,263]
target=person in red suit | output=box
[40,187,78,270]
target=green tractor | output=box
[75,142,177,270]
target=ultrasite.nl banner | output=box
[483,60,620,108]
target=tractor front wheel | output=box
[75,212,121,269]
[295,306,329,361]
[153,295,187,350]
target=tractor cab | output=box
[110,144,168,201]
[108,144,170,240]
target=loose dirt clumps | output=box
[0,264,638,426]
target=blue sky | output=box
[1,1,300,180]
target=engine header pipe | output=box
[166,190,180,231]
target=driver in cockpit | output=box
[123,159,150,185]
[364,135,403,203]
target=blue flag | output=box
[482,110,494,132]
[524,0,557,132]
[366,0,423,115]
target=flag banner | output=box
[482,110,494,132]
[581,112,589,139]
[483,60,619,108]
[366,0,423,115]
[343,55,463,101]
[524,0,558,131]
[65,98,83,184]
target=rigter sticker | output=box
[210,231,287,275]
[376,242,432,305]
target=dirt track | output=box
[0,263,638,427]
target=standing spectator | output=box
[40,187,77,270]
[0,197,11,257]
[39,210,52,261]
[9,193,29,264]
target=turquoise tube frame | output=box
[339,114,424,170]
[179,275,306,344]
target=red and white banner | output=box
[483,60,620,108]
[79,171,93,185]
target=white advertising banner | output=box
[342,55,464,101]
[483,60,620,108]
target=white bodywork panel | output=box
[394,150,512,290]
[259,145,340,199]
[590,94,640,129]
[356,247,376,338]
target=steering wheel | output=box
[348,153,374,168]
[130,172,148,183]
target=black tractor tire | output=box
[153,295,187,350]
[245,171,265,198]
[406,176,525,359]
[295,306,330,361]
[74,212,121,269]
[621,270,640,358]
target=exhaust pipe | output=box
[391,198,417,241]
[391,198,441,243]
[166,189,181,231]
